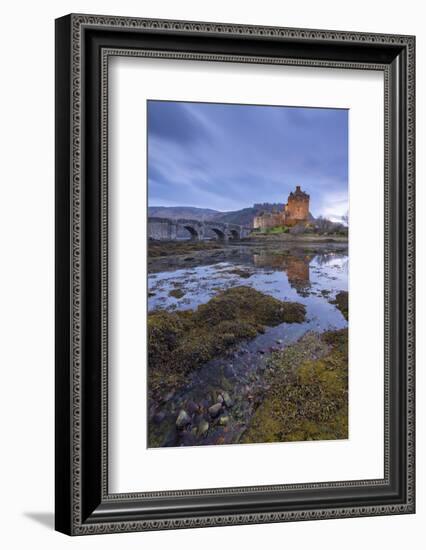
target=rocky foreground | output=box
[241,327,348,443]
[242,290,349,443]
[148,286,306,404]
[147,286,349,447]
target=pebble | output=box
[208,403,222,417]
[219,415,230,426]
[197,419,209,437]
[221,391,233,408]
[176,409,191,428]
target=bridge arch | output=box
[147,216,249,241]
[210,227,226,241]
[183,225,199,240]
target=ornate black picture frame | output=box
[55,14,415,535]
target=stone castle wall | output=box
[253,212,284,230]
[253,185,310,229]
[284,199,309,226]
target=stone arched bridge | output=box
[148,217,251,242]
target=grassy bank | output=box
[241,327,348,443]
[148,286,306,401]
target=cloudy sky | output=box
[147,100,348,218]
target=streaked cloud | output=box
[147,100,348,217]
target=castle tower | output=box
[284,185,310,226]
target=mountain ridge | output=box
[148,204,285,226]
[148,206,220,221]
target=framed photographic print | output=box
[55,14,415,535]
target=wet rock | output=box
[210,390,221,403]
[228,268,253,279]
[208,403,222,418]
[217,394,224,403]
[168,288,185,299]
[330,290,349,321]
[176,410,191,428]
[219,415,230,426]
[197,419,209,437]
[221,391,233,408]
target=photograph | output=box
[147,100,349,448]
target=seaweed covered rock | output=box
[331,290,348,321]
[148,286,305,400]
[241,328,348,443]
[168,288,185,299]
[227,268,253,278]
[194,286,305,327]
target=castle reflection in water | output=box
[252,250,347,297]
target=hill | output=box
[213,203,284,225]
[148,203,316,227]
[148,206,220,221]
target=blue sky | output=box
[147,100,348,218]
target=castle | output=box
[253,185,310,230]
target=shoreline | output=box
[148,237,348,274]
[149,233,349,253]
[248,233,348,243]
